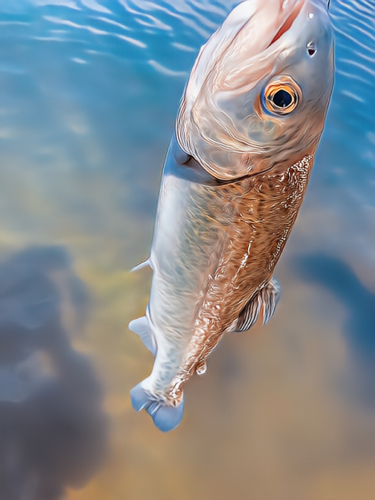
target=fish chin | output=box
[176,0,334,181]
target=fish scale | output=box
[167,154,313,403]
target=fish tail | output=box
[130,380,184,432]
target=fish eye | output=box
[307,41,317,57]
[263,78,300,115]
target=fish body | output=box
[130,0,334,431]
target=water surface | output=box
[0,0,374,499]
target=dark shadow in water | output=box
[0,246,108,500]
[295,253,375,402]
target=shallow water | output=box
[0,0,374,499]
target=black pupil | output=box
[272,89,293,108]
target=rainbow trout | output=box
[130,0,334,431]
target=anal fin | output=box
[231,277,281,333]
[129,316,157,355]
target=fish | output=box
[129,0,334,432]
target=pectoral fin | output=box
[261,278,281,324]
[231,278,281,332]
[129,316,157,355]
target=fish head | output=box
[176,0,334,180]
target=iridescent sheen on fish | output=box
[129,0,334,432]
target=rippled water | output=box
[0,0,374,499]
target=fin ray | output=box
[261,278,281,324]
[234,294,262,332]
[231,277,281,333]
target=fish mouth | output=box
[231,0,322,62]
[268,1,304,46]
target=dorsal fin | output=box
[128,316,157,355]
[231,278,281,333]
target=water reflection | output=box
[0,246,107,500]
[0,0,373,497]
[296,253,375,402]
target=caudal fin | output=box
[130,382,184,432]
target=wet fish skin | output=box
[130,0,334,431]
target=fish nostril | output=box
[307,41,317,57]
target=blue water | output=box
[0,0,374,499]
